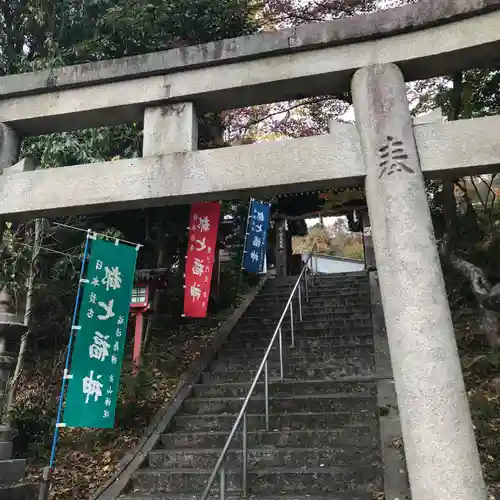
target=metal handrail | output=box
[200,241,319,500]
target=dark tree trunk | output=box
[439,72,500,346]
[449,253,500,347]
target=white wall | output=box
[302,253,365,274]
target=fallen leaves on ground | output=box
[17,312,233,500]
[455,313,500,487]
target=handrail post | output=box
[264,361,269,431]
[220,461,226,500]
[298,279,303,322]
[305,265,309,302]
[279,327,284,382]
[242,411,248,497]
[199,239,319,500]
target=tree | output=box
[224,0,384,144]
[0,0,259,436]
[418,70,500,347]
[254,0,377,29]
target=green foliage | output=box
[436,70,500,120]
[11,404,55,460]
[4,0,255,74]
[342,241,364,260]
[115,365,160,429]
[1,0,259,352]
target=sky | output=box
[306,216,342,228]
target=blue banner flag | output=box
[243,199,271,273]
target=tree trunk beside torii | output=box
[438,72,500,348]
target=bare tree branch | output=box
[241,96,334,132]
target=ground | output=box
[14,305,238,500]
[456,309,500,498]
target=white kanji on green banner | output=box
[63,239,137,428]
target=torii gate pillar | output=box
[352,63,485,500]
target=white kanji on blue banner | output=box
[243,200,271,274]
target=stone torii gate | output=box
[1,1,500,499]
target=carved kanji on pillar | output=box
[353,63,485,500]
[378,135,415,178]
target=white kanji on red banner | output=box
[183,202,221,318]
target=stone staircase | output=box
[120,272,383,500]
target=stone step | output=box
[203,358,374,383]
[306,287,370,295]
[249,301,370,313]
[160,427,380,450]
[253,287,370,304]
[121,493,375,500]
[223,334,373,350]
[235,321,371,334]
[270,272,368,283]
[270,274,368,283]
[180,393,376,416]
[264,278,368,287]
[209,353,374,372]
[172,411,377,433]
[261,280,366,287]
[216,344,374,362]
[130,466,382,494]
[249,298,369,309]
[306,304,371,314]
[191,379,378,399]
[227,334,373,349]
[296,318,372,329]
[264,280,368,291]
[253,296,370,306]
[231,325,373,338]
[216,348,374,362]
[255,291,368,300]
[255,287,370,304]
[0,459,28,483]
[148,446,382,470]
[247,306,370,318]
[311,280,369,286]
[304,309,370,319]
[0,483,39,500]
[247,304,369,315]
[239,312,371,326]
[255,287,369,297]
[201,365,374,383]
[215,352,376,367]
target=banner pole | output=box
[238,200,253,294]
[48,230,92,470]
[240,199,253,271]
[52,222,143,249]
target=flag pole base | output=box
[38,466,52,500]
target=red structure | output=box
[130,270,168,375]
[183,202,221,318]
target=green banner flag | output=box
[63,238,138,428]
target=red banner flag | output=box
[183,202,221,318]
